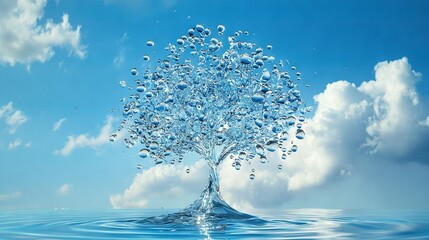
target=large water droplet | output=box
[177,81,188,90]
[281,131,289,141]
[131,68,138,76]
[296,129,305,140]
[149,141,159,150]
[238,151,246,160]
[266,140,278,152]
[251,93,264,103]
[291,144,298,152]
[261,69,271,81]
[240,55,252,64]
[259,155,267,163]
[249,173,255,180]
[139,148,150,158]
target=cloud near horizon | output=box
[110,57,429,210]
[0,0,86,66]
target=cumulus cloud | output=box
[111,57,429,210]
[0,0,86,66]
[57,183,73,195]
[110,160,206,209]
[54,116,115,156]
[0,191,22,201]
[0,102,28,134]
[52,117,66,131]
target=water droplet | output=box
[261,69,271,81]
[251,93,264,103]
[240,54,252,64]
[287,116,296,126]
[267,44,273,50]
[176,38,185,45]
[131,68,138,76]
[186,168,190,174]
[291,144,298,152]
[251,168,255,172]
[195,24,204,32]
[149,142,159,150]
[143,54,150,61]
[109,134,117,142]
[296,129,305,140]
[146,40,155,47]
[281,131,289,141]
[278,164,283,170]
[238,152,246,160]
[235,161,241,170]
[291,66,296,70]
[259,155,267,163]
[249,173,255,180]
[139,148,150,158]
[282,153,287,160]
[217,24,225,34]
[136,84,146,92]
[266,140,278,152]
[176,81,188,90]
[119,80,126,88]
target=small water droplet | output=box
[143,54,150,61]
[256,144,264,156]
[259,155,267,163]
[137,164,142,169]
[291,66,296,70]
[217,24,225,34]
[251,168,255,173]
[278,164,283,170]
[109,134,117,142]
[176,38,185,45]
[131,68,138,76]
[235,161,241,170]
[136,84,146,92]
[266,140,278,152]
[177,81,188,90]
[195,24,204,32]
[238,152,246,160]
[119,80,126,88]
[291,144,298,152]
[186,168,190,174]
[281,131,289,141]
[267,44,273,50]
[146,40,155,47]
[282,153,287,160]
[251,93,264,103]
[249,173,255,180]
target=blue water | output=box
[1,209,428,239]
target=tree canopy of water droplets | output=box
[114,24,309,168]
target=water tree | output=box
[112,24,308,218]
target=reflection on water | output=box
[0,209,428,239]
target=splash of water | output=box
[113,24,309,220]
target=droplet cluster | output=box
[113,24,310,171]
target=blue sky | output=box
[1,0,429,211]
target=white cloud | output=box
[110,160,206,209]
[111,57,429,211]
[0,191,22,201]
[52,117,66,131]
[419,116,429,127]
[0,102,28,134]
[58,183,73,195]
[8,138,22,150]
[24,142,31,147]
[54,116,115,156]
[113,33,128,68]
[0,0,86,66]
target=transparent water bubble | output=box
[186,168,190,174]
[266,140,278,152]
[259,155,267,163]
[282,153,287,160]
[177,81,188,90]
[261,69,271,81]
[240,54,252,64]
[146,40,155,47]
[195,24,204,32]
[298,115,305,122]
[109,134,117,142]
[238,151,246,160]
[287,116,296,126]
[267,44,273,50]
[143,54,150,61]
[249,173,255,180]
[119,80,126,88]
[291,144,298,152]
[251,168,255,172]
[217,24,225,34]
[278,164,283,170]
[281,131,289,141]
[176,38,185,45]
[131,68,138,76]
[149,141,159,150]
[235,161,241,170]
[296,129,305,140]
[139,148,150,158]
[251,93,264,103]
[291,66,296,70]
[136,84,146,92]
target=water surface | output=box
[1,209,428,239]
